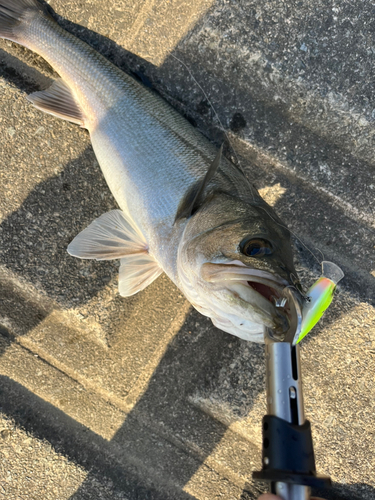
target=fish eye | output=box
[241,238,273,257]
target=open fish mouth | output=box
[201,262,294,334]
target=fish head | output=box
[177,193,302,342]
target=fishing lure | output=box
[296,261,344,344]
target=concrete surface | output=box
[0,0,374,499]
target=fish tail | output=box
[0,0,51,45]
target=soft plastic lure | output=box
[296,261,344,344]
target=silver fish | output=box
[0,0,302,342]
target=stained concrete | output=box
[0,1,374,499]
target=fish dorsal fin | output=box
[67,210,163,296]
[27,79,85,126]
[175,143,223,222]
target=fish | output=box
[0,0,303,343]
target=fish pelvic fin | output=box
[27,79,85,126]
[0,0,51,44]
[118,255,163,297]
[174,144,223,222]
[67,210,163,297]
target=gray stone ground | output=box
[0,0,374,499]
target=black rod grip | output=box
[253,415,331,489]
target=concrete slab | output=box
[0,411,89,500]
[0,0,374,499]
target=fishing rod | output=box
[253,262,344,500]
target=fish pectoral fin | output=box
[67,209,148,260]
[27,79,85,127]
[174,143,223,222]
[118,254,163,297]
[68,210,163,296]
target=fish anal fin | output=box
[175,143,223,222]
[27,79,85,126]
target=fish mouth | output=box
[201,262,296,335]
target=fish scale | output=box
[21,7,221,264]
[0,0,302,342]
[26,17,129,117]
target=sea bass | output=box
[0,0,302,342]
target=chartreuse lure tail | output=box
[296,261,344,344]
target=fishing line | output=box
[256,205,325,267]
[171,53,243,170]
[172,54,343,342]
[171,52,260,207]
[171,53,326,269]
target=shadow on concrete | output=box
[0,276,52,356]
[310,484,375,500]
[240,482,375,500]
[1,330,374,500]
[0,148,120,308]
[0,375,196,500]
[0,312,265,499]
